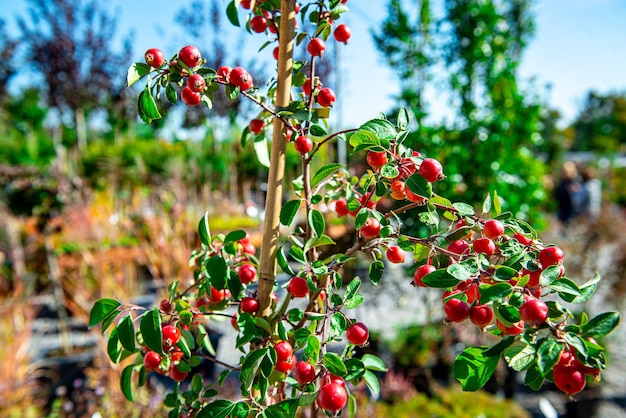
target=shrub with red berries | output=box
[91,1,620,416]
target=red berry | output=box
[162,325,181,349]
[302,77,320,96]
[317,382,348,413]
[472,237,497,256]
[231,313,239,330]
[249,15,268,33]
[143,351,162,371]
[448,239,470,256]
[181,86,202,106]
[216,65,232,82]
[238,263,257,284]
[520,267,542,287]
[144,48,165,68]
[513,232,533,246]
[405,187,427,204]
[159,299,173,312]
[389,180,406,200]
[539,246,564,267]
[230,67,253,90]
[366,150,387,168]
[519,298,549,326]
[346,322,369,345]
[240,296,259,314]
[168,364,188,381]
[249,118,265,135]
[294,135,313,154]
[293,361,316,384]
[483,219,504,239]
[316,87,336,107]
[553,365,586,395]
[386,246,405,264]
[333,24,352,44]
[496,319,525,335]
[444,298,469,322]
[274,341,294,362]
[335,199,349,216]
[469,304,494,328]
[359,217,381,239]
[187,73,206,92]
[288,277,309,297]
[240,0,251,8]
[178,45,201,68]
[307,38,326,57]
[413,264,436,287]
[418,158,443,182]
[208,286,226,303]
[272,46,279,60]
[275,354,296,373]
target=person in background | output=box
[580,165,602,221]
[555,161,587,225]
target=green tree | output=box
[374,0,547,220]
[572,91,626,153]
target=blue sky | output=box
[3,0,626,129]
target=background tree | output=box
[373,0,547,220]
[17,0,132,156]
[571,91,626,153]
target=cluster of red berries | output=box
[142,324,188,381]
[553,345,600,395]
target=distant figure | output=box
[580,165,602,221]
[555,161,586,224]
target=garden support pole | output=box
[257,0,296,317]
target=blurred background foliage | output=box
[0,0,625,416]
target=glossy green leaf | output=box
[358,118,397,140]
[363,370,380,396]
[406,172,432,199]
[453,346,499,391]
[254,136,271,168]
[198,212,211,246]
[396,107,409,130]
[452,202,474,216]
[311,163,342,187]
[165,82,177,103]
[368,259,384,285]
[505,344,536,371]
[479,282,513,304]
[117,315,136,352]
[126,62,150,87]
[280,199,301,226]
[224,230,247,243]
[206,256,227,290]
[225,0,239,27]
[344,293,364,309]
[447,263,473,281]
[560,272,600,303]
[138,87,161,121]
[140,308,162,354]
[421,269,460,288]
[308,209,325,237]
[362,353,387,372]
[309,124,327,137]
[537,339,563,375]
[493,266,518,282]
[482,193,492,214]
[107,327,123,363]
[323,352,347,376]
[524,363,544,391]
[89,298,121,328]
[277,245,296,276]
[240,348,269,395]
[120,364,135,401]
[304,335,320,362]
[197,400,235,418]
[303,235,336,254]
[581,311,620,339]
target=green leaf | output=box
[165,82,177,104]
[345,277,361,300]
[368,260,384,285]
[277,246,296,276]
[479,282,513,304]
[581,311,620,339]
[493,266,518,282]
[117,315,136,352]
[537,339,563,375]
[560,272,601,303]
[311,163,342,188]
[309,124,327,137]
[197,400,235,418]
[120,364,135,401]
[446,263,472,281]
[240,348,269,395]
[453,347,499,391]
[206,256,228,290]
[348,394,357,418]
[452,202,474,216]
[358,118,397,140]
[140,308,162,354]
[362,354,387,372]
[483,336,515,356]
[323,352,347,376]
[482,193,492,214]
[505,344,535,372]
[524,363,544,391]
[303,235,336,254]
[107,327,123,363]
[331,313,348,336]
[397,107,409,130]
[224,230,247,243]
[493,190,502,215]
[198,212,211,246]
[280,199,301,226]
[254,137,271,168]
[344,294,364,309]
[266,399,299,417]
[138,87,162,121]
[421,269,459,288]
[406,172,432,199]
[363,370,380,396]
[126,62,151,87]
[304,335,320,362]
[225,1,239,27]
[308,209,325,237]
[89,298,121,328]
